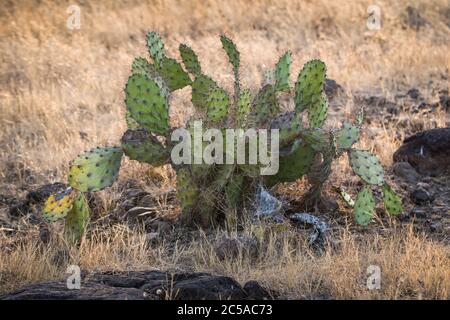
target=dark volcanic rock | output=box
[411,189,433,205]
[243,280,272,300]
[393,128,450,176]
[392,162,420,183]
[0,270,265,300]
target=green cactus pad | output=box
[270,112,302,147]
[68,147,123,192]
[335,123,360,152]
[354,186,375,226]
[156,57,191,91]
[349,149,384,185]
[302,130,332,152]
[295,59,326,113]
[253,84,279,125]
[179,44,201,76]
[308,94,328,128]
[125,111,141,130]
[176,167,199,212]
[191,75,219,110]
[43,188,77,222]
[207,87,230,123]
[264,69,275,85]
[64,193,90,243]
[131,57,151,76]
[266,140,315,185]
[146,31,165,65]
[274,51,291,92]
[382,182,403,216]
[125,73,169,135]
[220,35,240,74]
[121,129,169,166]
[236,89,251,126]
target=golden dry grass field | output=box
[0,0,449,299]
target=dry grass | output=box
[0,0,449,299]
[1,223,448,299]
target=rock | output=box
[392,162,420,183]
[1,270,254,300]
[215,235,259,261]
[407,88,420,100]
[411,189,433,205]
[393,128,450,176]
[243,280,272,300]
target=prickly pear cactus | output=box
[382,182,403,216]
[295,59,326,113]
[125,74,169,135]
[121,129,169,166]
[354,186,376,226]
[64,193,90,243]
[68,147,123,192]
[349,149,384,185]
[44,32,403,238]
[43,188,77,222]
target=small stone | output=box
[410,189,433,205]
[243,280,271,300]
[392,162,419,183]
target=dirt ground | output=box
[0,0,449,299]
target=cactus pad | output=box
[220,35,240,74]
[335,123,360,152]
[156,57,191,91]
[43,188,77,222]
[236,89,251,126]
[125,111,141,129]
[274,51,291,92]
[354,186,375,226]
[146,31,165,65]
[270,112,302,147]
[266,140,315,185]
[64,193,90,243]
[191,75,219,110]
[349,149,384,185]
[382,182,402,216]
[121,129,169,166]
[207,87,230,123]
[131,57,151,76]
[68,147,123,192]
[176,167,199,212]
[253,84,279,125]
[295,59,326,113]
[179,44,201,76]
[125,73,169,135]
[308,94,328,128]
